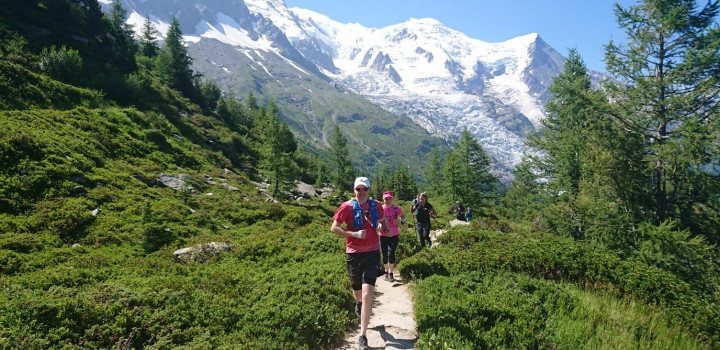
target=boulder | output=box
[157,173,191,191]
[174,242,232,262]
[291,181,318,198]
[449,219,470,227]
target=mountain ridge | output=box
[114,0,598,181]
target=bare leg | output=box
[360,283,374,335]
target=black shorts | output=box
[346,250,380,290]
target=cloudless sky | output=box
[284,0,639,73]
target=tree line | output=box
[502,0,719,294]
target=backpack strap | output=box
[368,199,379,229]
[351,199,379,229]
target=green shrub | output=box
[413,272,704,350]
[400,227,720,346]
[38,45,83,85]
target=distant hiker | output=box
[451,201,466,221]
[381,191,405,282]
[414,192,437,248]
[330,176,387,350]
[465,206,473,221]
[410,193,421,221]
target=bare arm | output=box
[379,216,389,236]
[331,219,367,239]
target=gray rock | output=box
[449,219,470,227]
[204,175,217,185]
[291,181,318,198]
[157,173,190,191]
[72,186,87,197]
[174,242,232,262]
[221,183,239,191]
[91,208,101,216]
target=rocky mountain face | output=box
[113,0,593,182]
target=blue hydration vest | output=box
[352,199,378,229]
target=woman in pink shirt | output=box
[381,191,405,282]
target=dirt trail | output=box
[335,270,417,349]
[335,227,455,349]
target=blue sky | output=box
[284,0,638,73]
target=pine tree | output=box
[523,49,644,245]
[155,17,196,98]
[445,129,496,209]
[605,0,720,240]
[327,125,355,192]
[246,91,259,110]
[258,100,298,197]
[424,147,444,196]
[139,15,159,58]
[107,0,137,73]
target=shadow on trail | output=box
[371,324,414,349]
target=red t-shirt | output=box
[333,199,384,254]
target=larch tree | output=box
[155,17,196,98]
[139,15,159,58]
[444,129,496,209]
[604,0,720,241]
[526,49,644,245]
[327,125,355,192]
[424,146,444,197]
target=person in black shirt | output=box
[451,201,465,221]
[413,192,437,248]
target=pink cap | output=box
[383,191,394,199]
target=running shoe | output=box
[358,335,368,350]
[355,301,362,318]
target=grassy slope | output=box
[0,61,364,348]
[399,225,720,349]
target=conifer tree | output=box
[444,129,496,209]
[139,15,159,58]
[605,0,720,240]
[424,147,444,196]
[155,17,196,98]
[107,0,137,73]
[258,100,298,197]
[372,164,389,199]
[327,125,355,192]
[246,91,259,110]
[523,49,643,245]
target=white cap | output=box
[353,176,370,189]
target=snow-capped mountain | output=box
[248,1,566,172]
[113,0,579,181]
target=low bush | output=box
[413,272,704,349]
[399,227,720,346]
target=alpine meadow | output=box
[0,0,719,349]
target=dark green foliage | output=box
[155,17,197,99]
[39,45,83,85]
[442,128,497,209]
[327,125,355,192]
[413,271,704,350]
[423,147,444,195]
[198,78,222,113]
[371,164,418,200]
[138,15,159,58]
[399,228,720,346]
[605,0,720,234]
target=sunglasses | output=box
[355,187,369,192]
